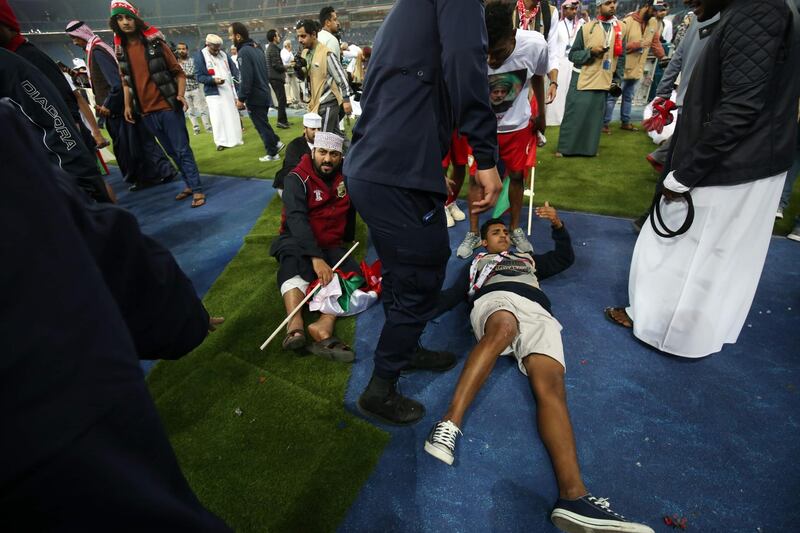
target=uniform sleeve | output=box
[282,173,324,257]
[437,0,498,171]
[673,3,789,189]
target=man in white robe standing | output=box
[605,0,800,358]
[545,0,584,126]
[195,34,243,151]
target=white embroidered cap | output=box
[303,112,322,129]
[313,132,343,153]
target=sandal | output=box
[282,328,307,352]
[604,307,633,329]
[308,336,355,363]
[191,193,206,208]
[175,189,192,201]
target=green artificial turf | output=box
[146,194,388,532]
[184,117,799,231]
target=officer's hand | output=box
[472,166,502,214]
[208,316,225,332]
[312,257,334,287]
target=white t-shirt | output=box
[318,30,340,58]
[487,29,549,133]
[280,47,294,66]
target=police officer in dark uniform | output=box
[345,0,502,426]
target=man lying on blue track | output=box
[426,207,654,533]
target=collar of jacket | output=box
[235,38,257,52]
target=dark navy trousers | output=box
[348,178,450,380]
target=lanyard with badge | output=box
[600,21,615,71]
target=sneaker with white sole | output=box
[424,420,462,465]
[776,208,784,219]
[457,231,481,259]
[788,226,800,242]
[276,140,286,153]
[446,206,455,227]
[510,227,533,253]
[447,202,466,221]
[550,494,654,533]
[259,154,280,162]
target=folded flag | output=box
[307,260,382,316]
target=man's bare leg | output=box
[442,310,517,427]
[307,314,336,342]
[523,354,587,500]
[283,288,305,337]
[508,170,524,230]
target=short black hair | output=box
[296,19,318,35]
[229,22,249,41]
[176,41,187,47]
[484,0,516,50]
[266,29,278,42]
[319,6,336,26]
[480,218,507,240]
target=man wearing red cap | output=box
[109,0,206,208]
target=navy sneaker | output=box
[550,494,654,533]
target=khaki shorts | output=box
[470,291,565,375]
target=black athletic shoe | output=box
[424,420,462,465]
[357,376,425,426]
[276,122,290,129]
[550,494,654,533]
[404,345,456,373]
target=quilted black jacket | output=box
[669,0,800,189]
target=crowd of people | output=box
[2,0,800,531]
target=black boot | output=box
[404,345,456,373]
[357,374,425,426]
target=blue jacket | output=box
[235,39,272,107]
[344,0,498,195]
[194,49,240,98]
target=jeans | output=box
[184,87,211,131]
[248,105,280,156]
[269,78,288,125]
[604,78,638,126]
[142,109,202,192]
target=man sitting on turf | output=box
[425,209,654,533]
[270,132,357,362]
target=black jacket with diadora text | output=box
[0,48,109,202]
[669,0,800,189]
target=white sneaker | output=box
[510,227,533,253]
[276,141,286,153]
[447,202,466,221]
[457,231,481,259]
[788,227,800,242]
[537,131,547,147]
[776,208,784,219]
[259,154,280,162]
[445,206,455,228]
[424,420,462,466]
